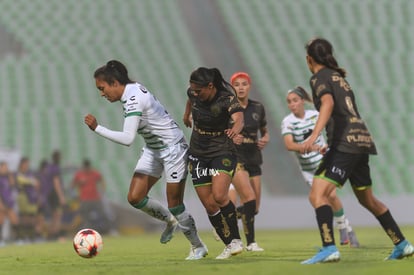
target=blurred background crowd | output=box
[0,150,117,246]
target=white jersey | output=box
[122,83,183,149]
[281,109,325,172]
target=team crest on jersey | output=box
[252,112,259,121]
[222,158,232,167]
[129,95,136,101]
[310,115,318,124]
[210,104,220,116]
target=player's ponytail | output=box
[305,38,346,78]
[190,67,235,94]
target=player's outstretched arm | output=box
[84,114,139,146]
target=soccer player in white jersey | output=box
[281,86,359,247]
[84,60,207,260]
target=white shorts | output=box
[302,170,316,186]
[134,139,188,183]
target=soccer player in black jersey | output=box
[227,72,269,252]
[282,86,359,248]
[183,67,244,259]
[301,38,413,264]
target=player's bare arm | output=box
[225,111,244,139]
[257,126,269,150]
[302,94,333,154]
[183,99,192,128]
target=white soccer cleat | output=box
[160,216,179,244]
[216,245,232,259]
[186,243,208,260]
[215,239,243,259]
[229,239,243,255]
[230,239,243,255]
[246,242,264,252]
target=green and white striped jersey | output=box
[122,83,184,149]
[281,110,325,171]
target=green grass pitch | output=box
[0,226,413,275]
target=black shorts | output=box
[314,149,372,189]
[188,153,237,187]
[236,162,262,177]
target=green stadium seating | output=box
[1,0,413,201]
[0,0,203,202]
[215,0,414,196]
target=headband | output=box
[287,87,305,99]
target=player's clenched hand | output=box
[225,128,237,139]
[183,114,192,128]
[232,134,243,145]
[257,136,269,150]
[84,114,98,131]
[319,145,328,155]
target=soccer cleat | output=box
[385,240,414,260]
[301,245,340,264]
[229,239,243,255]
[348,231,360,248]
[186,243,208,260]
[246,242,264,252]
[339,228,350,245]
[215,239,243,259]
[160,216,178,244]
[216,245,232,259]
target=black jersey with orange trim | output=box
[309,67,377,154]
[187,88,243,158]
[235,99,267,165]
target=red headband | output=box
[230,72,251,85]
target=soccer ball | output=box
[73,229,103,258]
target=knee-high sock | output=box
[333,208,346,229]
[316,205,335,247]
[132,196,172,223]
[208,211,231,245]
[170,204,203,247]
[241,200,256,245]
[333,208,353,232]
[220,201,241,241]
[376,210,405,245]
